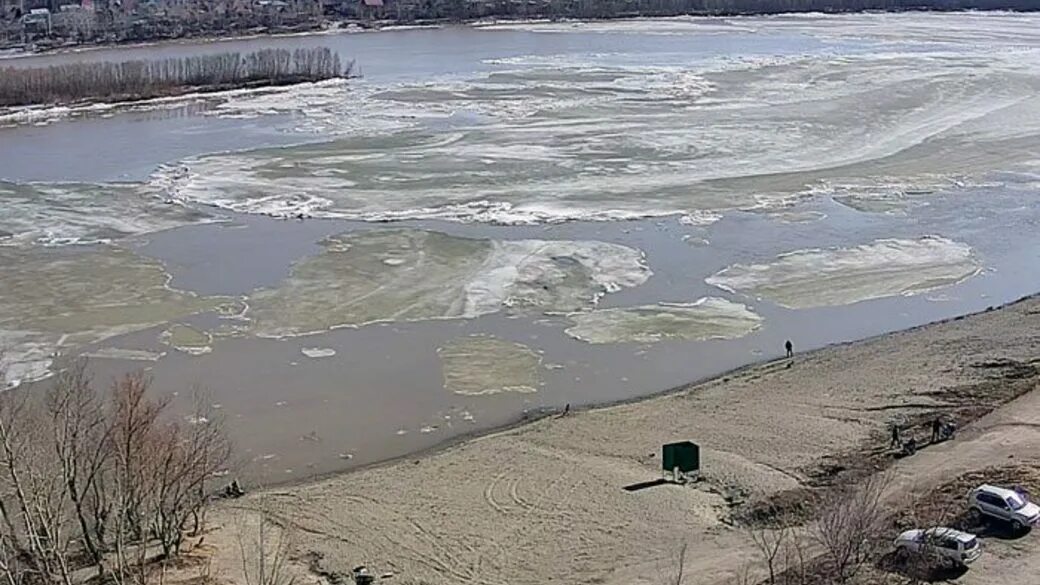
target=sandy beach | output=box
[196,296,1040,585]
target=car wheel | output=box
[968,507,982,523]
[1012,519,1024,533]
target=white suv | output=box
[968,484,1040,532]
[894,527,982,566]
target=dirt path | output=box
[887,382,1040,498]
[885,385,1040,585]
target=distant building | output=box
[1,0,324,48]
[23,6,50,37]
[54,1,97,39]
[359,0,385,19]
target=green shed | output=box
[662,441,700,483]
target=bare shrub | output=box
[778,529,814,585]
[810,473,890,584]
[750,523,791,584]
[737,486,820,528]
[235,498,296,585]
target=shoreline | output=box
[243,291,1039,491]
[203,290,1040,585]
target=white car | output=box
[894,527,981,565]
[968,484,1040,532]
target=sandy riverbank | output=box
[193,295,1039,585]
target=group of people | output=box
[223,479,245,499]
[889,417,956,454]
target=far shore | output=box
[4,6,1040,59]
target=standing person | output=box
[785,340,793,359]
[903,436,917,456]
[931,417,942,442]
[890,424,901,448]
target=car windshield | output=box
[1007,493,1028,510]
[963,537,978,550]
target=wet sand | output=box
[197,294,1040,585]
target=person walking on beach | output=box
[785,340,793,359]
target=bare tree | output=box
[148,388,230,559]
[811,473,890,584]
[107,373,230,581]
[0,358,229,585]
[110,372,168,546]
[750,523,791,584]
[0,382,76,585]
[47,360,113,566]
[0,354,30,585]
[235,498,297,585]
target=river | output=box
[2,12,1040,482]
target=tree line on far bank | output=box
[0,47,349,108]
[337,0,1040,22]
